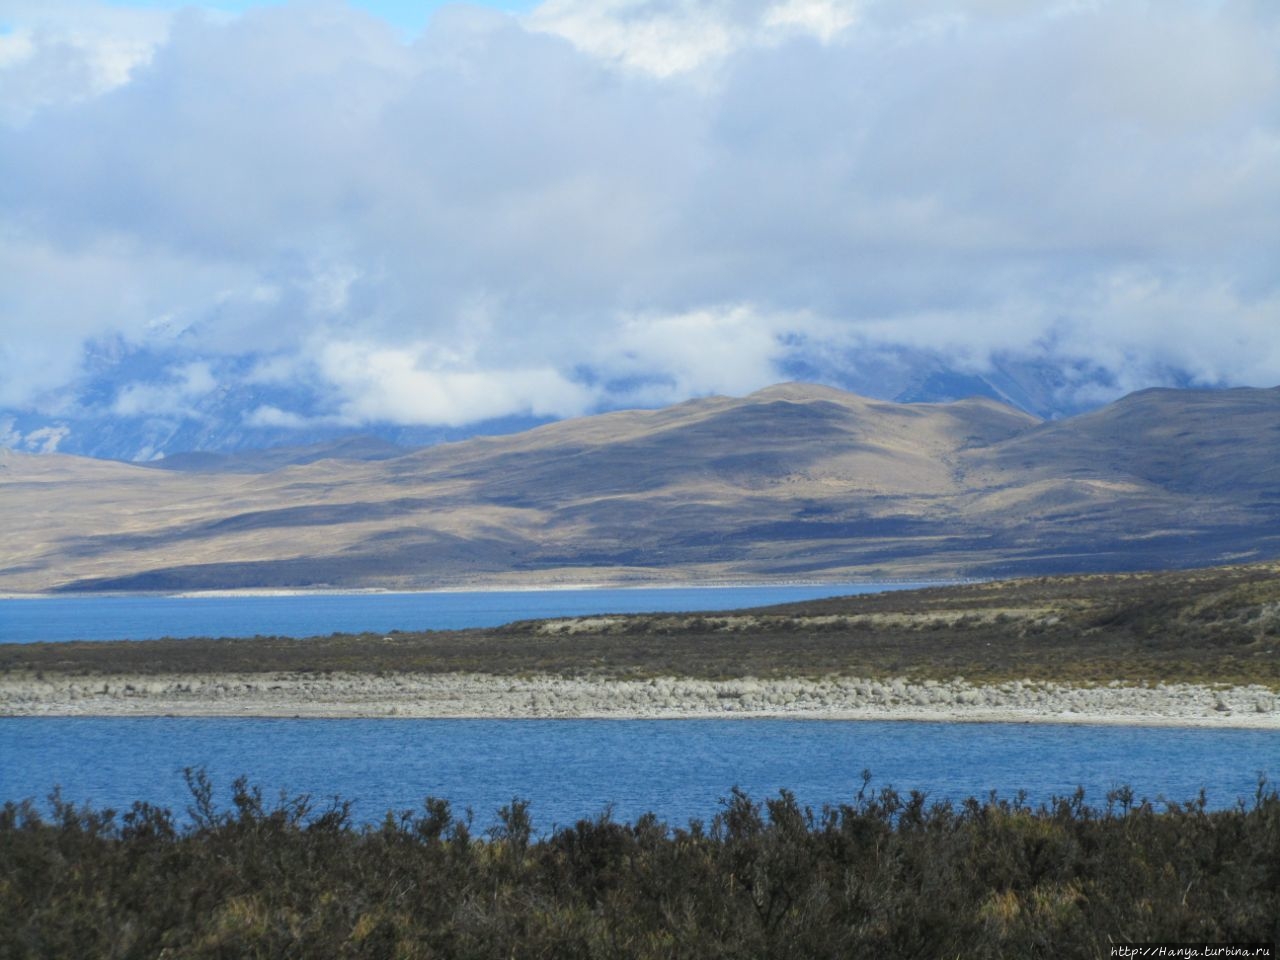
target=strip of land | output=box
[4,562,1278,725]
[2,670,1277,726]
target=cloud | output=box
[317,340,595,426]
[243,404,313,429]
[0,0,1277,438]
[586,305,804,406]
[527,0,859,76]
[0,0,169,123]
[0,418,69,453]
[762,0,857,42]
[112,361,218,418]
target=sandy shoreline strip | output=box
[0,577,953,600]
[3,673,1278,727]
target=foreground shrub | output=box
[2,771,1278,958]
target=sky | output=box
[97,0,540,36]
[1,0,1278,434]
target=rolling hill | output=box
[3,383,1279,592]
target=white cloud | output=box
[761,0,858,42]
[528,0,734,76]
[590,305,800,405]
[0,0,170,124]
[318,340,595,426]
[243,404,313,429]
[527,0,860,76]
[0,419,70,453]
[112,361,218,417]
[0,0,1277,435]
[25,424,70,453]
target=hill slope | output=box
[2,384,1278,592]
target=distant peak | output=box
[746,382,867,404]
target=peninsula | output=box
[6,561,1278,726]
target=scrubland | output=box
[3,771,1278,957]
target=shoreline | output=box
[0,576,977,601]
[4,672,1277,728]
[0,579,950,601]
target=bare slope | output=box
[142,435,408,473]
[2,384,1278,592]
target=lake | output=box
[3,585,1276,829]
[0,582,926,643]
[2,717,1276,829]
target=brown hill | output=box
[2,384,1278,592]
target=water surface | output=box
[3,717,1274,829]
[0,583,927,643]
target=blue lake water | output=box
[2,717,1276,829]
[2,586,1276,828]
[0,583,924,643]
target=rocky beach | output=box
[4,671,1278,727]
[7,563,1280,728]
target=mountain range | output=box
[3,382,1279,593]
[2,347,1165,463]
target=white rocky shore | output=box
[3,672,1279,727]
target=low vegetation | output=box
[5,562,1280,688]
[3,771,1278,958]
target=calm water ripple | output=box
[3,717,1276,829]
[0,584,924,643]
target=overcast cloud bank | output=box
[1,0,1277,454]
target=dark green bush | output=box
[2,771,1278,958]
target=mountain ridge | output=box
[0,349,1188,463]
[3,382,1278,593]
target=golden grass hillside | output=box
[3,383,1279,592]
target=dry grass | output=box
[5,384,1280,593]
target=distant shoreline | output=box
[0,578,955,601]
[4,672,1277,729]
[7,565,1277,716]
